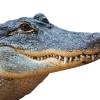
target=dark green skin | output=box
[0,13,100,73]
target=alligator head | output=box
[0,13,100,77]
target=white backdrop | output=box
[0,0,100,100]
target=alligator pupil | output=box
[20,22,32,31]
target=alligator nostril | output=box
[33,13,49,24]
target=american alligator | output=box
[0,13,100,100]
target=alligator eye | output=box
[20,22,32,31]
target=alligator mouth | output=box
[0,45,100,63]
[15,48,100,68]
[13,48,100,75]
[16,48,100,60]
[0,46,100,78]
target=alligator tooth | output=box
[32,56,34,59]
[55,56,59,59]
[50,55,52,57]
[37,57,40,60]
[43,56,47,59]
[64,57,68,64]
[94,54,97,58]
[80,55,85,59]
[52,55,55,58]
[40,57,43,60]
[86,55,91,59]
[91,55,95,60]
[59,56,61,60]
[69,57,73,62]
[74,56,80,61]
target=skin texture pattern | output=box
[0,13,100,100]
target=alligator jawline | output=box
[0,45,100,64]
[15,48,100,64]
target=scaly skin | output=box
[0,13,100,100]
